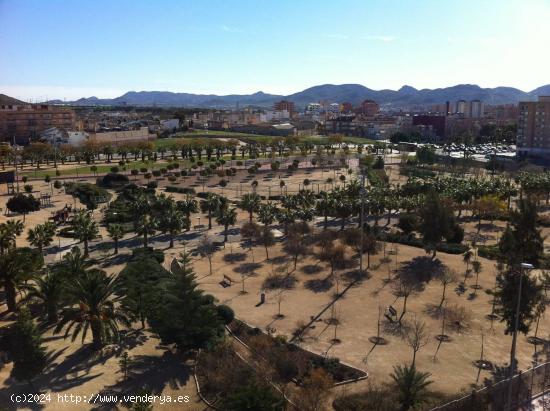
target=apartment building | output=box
[517,96,550,159]
[0,104,76,143]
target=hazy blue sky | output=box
[1,0,549,100]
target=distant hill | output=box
[0,94,24,105]
[13,82,550,109]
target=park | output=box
[0,133,549,410]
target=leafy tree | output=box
[116,256,170,328]
[495,267,544,335]
[498,199,543,267]
[27,221,56,254]
[8,308,47,387]
[418,192,454,258]
[415,146,436,164]
[72,210,99,255]
[107,224,125,254]
[6,194,40,221]
[177,197,199,230]
[55,269,130,349]
[0,248,43,312]
[146,259,224,351]
[390,364,433,411]
[225,382,284,411]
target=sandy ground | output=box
[1,163,549,408]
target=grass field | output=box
[155,132,377,148]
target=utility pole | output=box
[359,173,365,273]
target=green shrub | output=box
[216,305,235,325]
[147,181,158,189]
[65,182,111,210]
[97,172,129,188]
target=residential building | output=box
[88,127,156,146]
[0,104,76,143]
[160,118,180,131]
[469,100,484,118]
[358,100,379,116]
[412,115,446,139]
[517,96,550,159]
[273,100,295,116]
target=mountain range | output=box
[16,83,550,109]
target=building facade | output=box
[517,96,550,159]
[0,104,76,143]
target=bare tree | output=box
[404,316,429,367]
[437,268,458,309]
[197,234,215,276]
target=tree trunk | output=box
[114,240,118,254]
[169,234,174,248]
[5,279,17,312]
[84,240,89,256]
[398,295,408,324]
[91,320,103,350]
[439,284,447,309]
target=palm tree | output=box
[107,224,124,254]
[27,222,56,254]
[315,191,334,230]
[216,207,237,243]
[257,202,277,229]
[200,193,221,230]
[21,271,64,322]
[5,219,24,247]
[55,269,130,350]
[159,205,187,248]
[390,364,433,411]
[177,197,198,230]
[0,248,43,312]
[0,223,16,255]
[53,246,91,279]
[135,214,157,247]
[72,210,98,256]
[239,193,261,223]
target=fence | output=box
[431,361,550,411]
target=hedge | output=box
[376,231,468,254]
[165,186,196,194]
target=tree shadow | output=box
[223,252,247,263]
[342,269,371,286]
[301,264,323,275]
[305,277,334,293]
[270,255,289,265]
[233,262,263,275]
[90,350,194,411]
[397,256,445,284]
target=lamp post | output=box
[506,262,534,410]
[359,173,365,274]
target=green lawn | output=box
[21,159,191,179]
[155,132,377,148]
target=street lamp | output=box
[506,262,534,410]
